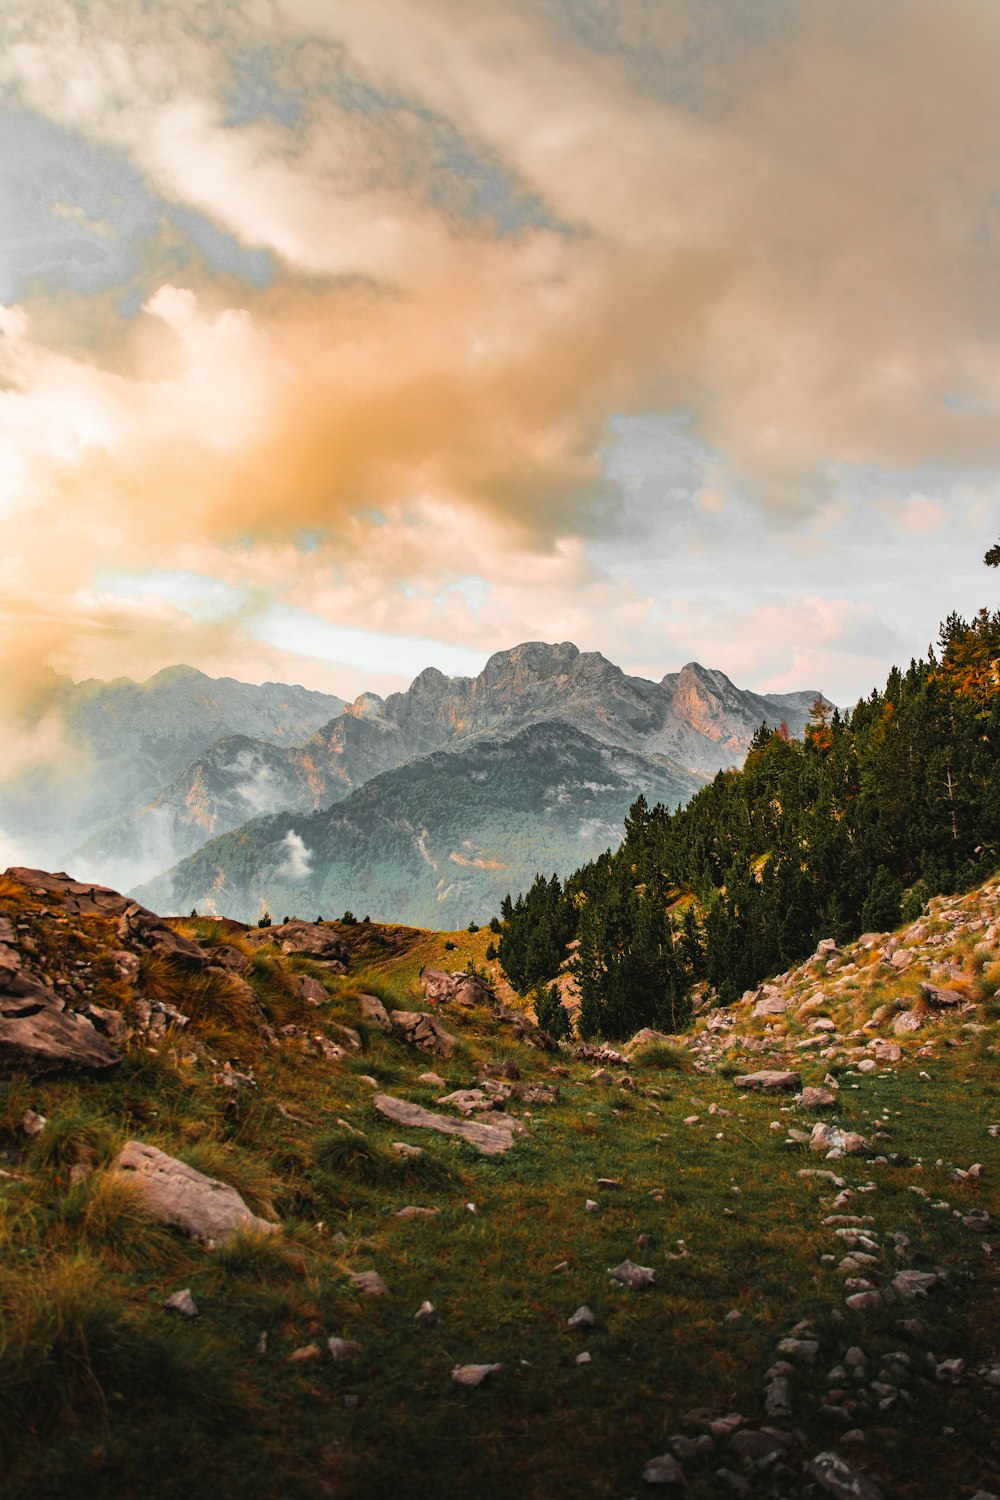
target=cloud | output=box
[1,0,1000,711]
[276,830,312,880]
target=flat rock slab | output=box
[112,1140,280,1244]
[733,1070,802,1093]
[0,990,121,1073]
[373,1093,523,1155]
[391,1011,457,1058]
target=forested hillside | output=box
[499,608,1000,1037]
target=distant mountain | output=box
[136,720,705,928]
[73,643,825,890]
[2,666,345,870]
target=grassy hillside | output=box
[2,870,1000,1499]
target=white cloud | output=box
[276,829,312,879]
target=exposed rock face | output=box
[358,993,394,1033]
[111,1140,280,1244]
[0,984,121,1072]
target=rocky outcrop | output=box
[244,920,347,968]
[390,1011,457,1058]
[421,968,493,1008]
[111,1141,280,1244]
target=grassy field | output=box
[1,899,999,1498]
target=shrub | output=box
[257,911,272,929]
[533,983,571,1041]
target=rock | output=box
[77,1002,125,1040]
[777,1337,819,1362]
[0,981,121,1074]
[164,1288,199,1318]
[419,1071,446,1086]
[391,1011,457,1058]
[327,1337,363,1360]
[733,1070,802,1093]
[111,1140,280,1244]
[892,1270,938,1299]
[962,1209,991,1232]
[295,975,328,1007]
[715,1470,752,1497]
[810,1123,868,1157]
[493,1002,558,1051]
[729,1429,791,1462]
[920,983,964,1008]
[351,1270,388,1297]
[575,1350,592,1365]
[799,1087,839,1111]
[567,1305,596,1330]
[246,920,348,966]
[871,1040,901,1063]
[642,1452,687,1486]
[20,1108,46,1136]
[373,1093,523,1156]
[414,1301,438,1325]
[591,1068,613,1085]
[752,992,790,1019]
[888,948,914,969]
[856,1059,877,1074]
[117,903,207,971]
[437,1088,500,1115]
[845,1292,884,1313]
[452,1363,501,1387]
[624,1027,675,1054]
[892,1010,922,1036]
[421,968,493,1008]
[288,1343,323,1363]
[573,1043,628,1066]
[764,1377,792,1416]
[358,993,393,1032]
[805,1451,884,1499]
[609,1258,655,1289]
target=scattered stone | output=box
[391,1010,457,1058]
[733,1070,802,1093]
[20,1108,46,1136]
[414,1301,437,1325]
[609,1258,655,1289]
[777,1337,819,1362]
[421,968,493,1008]
[805,1452,884,1499]
[576,1351,591,1365]
[394,1205,439,1219]
[351,1270,388,1297]
[288,1343,323,1363]
[374,1094,523,1156]
[358,994,393,1033]
[641,1452,687,1486]
[452,1363,501,1387]
[729,1429,791,1462]
[764,1377,792,1417]
[963,1209,991,1232]
[891,1270,938,1299]
[810,1123,868,1157]
[567,1305,596,1330]
[390,1141,423,1158]
[845,1292,884,1313]
[585,1199,599,1212]
[799,1087,839,1111]
[871,1041,901,1063]
[892,1010,922,1036]
[164,1288,198,1318]
[327,1337,363,1361]
[418,1071,446,1086]
[111,1140,280,1245]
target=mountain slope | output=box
[136,720,704,926]
[77,642,824,890]
[3,666,345,870]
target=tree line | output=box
[497,606,1000,1038]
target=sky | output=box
[2,0,999,723]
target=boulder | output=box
[871,1040,902,1063]
[0,984,121,1073]
[245,920,348,967]
[421,968,493,1008]
[391,1010,457,1058]
[373,1093,523,1156]
[624,1028,675,1054]
[920,983,965,1008]
[810,1123,868,1157]
[892,1010,922,1036]
[295,975,328,1007]
[733,1070,802,1093]
[117,903,207,971]
[358,993,393,1033]
[494,1002,558,1051]
[798,1086,839,1112]
[804,1452,884,1500]
[752,991,790,1019]
[111,1140,280,1244]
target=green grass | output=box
[2,885,1000,1499]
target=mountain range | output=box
[3,642,825,919]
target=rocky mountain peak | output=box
[349,692,385,720]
